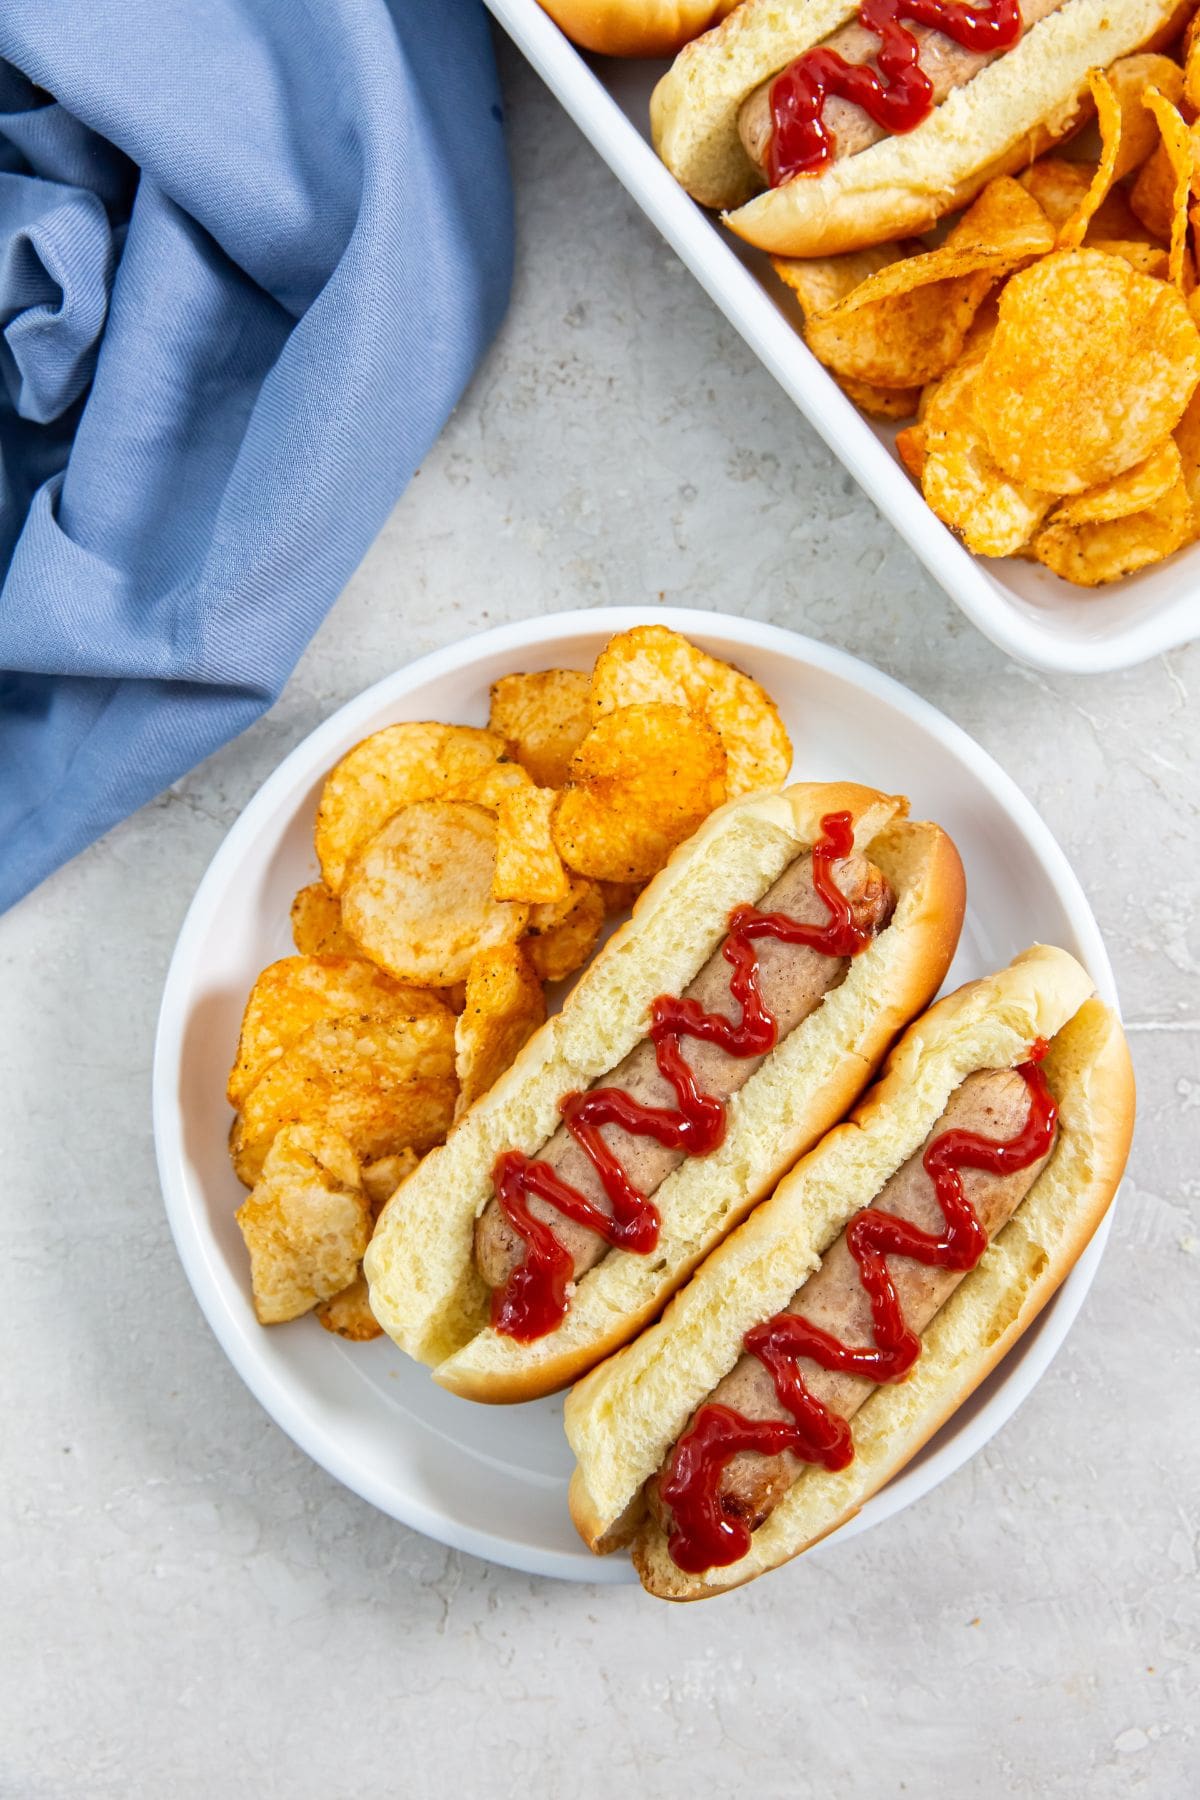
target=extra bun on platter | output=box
[651,0,1189,256]
[565,946,1134,1598]
[365,781,966,1402]
[538,0,739,58]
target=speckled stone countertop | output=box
[2,36,1197,1800]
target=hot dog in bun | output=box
[365,782,965,1401]
[651,0,1188,254]
[565,946,1134,1598]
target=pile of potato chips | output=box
[775,38,1200,586]
[229,626,792,1337]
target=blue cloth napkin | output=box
[0,0,513,912]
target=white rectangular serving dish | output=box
[486,0,1200,673]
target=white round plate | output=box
[154,607,1118,1585]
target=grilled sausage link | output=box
[474,846,895,1292]
[648,1066,1056,1536]
[737,0,1070,180]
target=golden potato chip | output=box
[445,761,532,811]
[1020,158,1142,241]
[1184,22,1200,116]
[1055,72,1122,252]
[231,1010,458,1186]
[315,722,507,893]
[589,626,788,798]
[975,249,1200,493]
[777,245,974,390]
[315,1272,381,1341]
[920,357,1053,557]
[1032,470,1193,584]
[454,944,546,1116]
[774,242,906,315]
[361,1148,419,1213]
[493,783,569,904]
[895,423,927,482]
[488,669,592,790]
[823,178,1055,311]
[1020,159,1091,228]
[235,1124,368,1325]
[1107,54,1185,181]
[1088,239,1170,277]
[597,878,644,916]
[1173,388,1200,511]
[340,799,530,986]
[774,243,936,387]
[227,955,448,1109]
[526,877,606,983]
[1052,438,1182,526]
[780,180,1053,390]
[553,703,727,882]
[437,982,468,1014]
[1140,90,1193,287]
[836,375,920,419]
[958,293,1001,364]
[290,882,358,957]
[1131,142,1178,244]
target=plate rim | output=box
[153,605,1118,1583]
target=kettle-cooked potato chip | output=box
[777,244,979,390]
[341,800,530,986]
[1032,470,1193,585]
[553,703,727,882]
[1055,71,1123,252]
[361,1149,420,1212]
[235,1124,369,1325]
[589,626,788,798]
[974,250,1200,494]
[231,1010,458,1186]
[835,375,920,419]
[777,180,1053,391]
[1173,388,1200,511]
[1107,53,1186,181]
[895,423,927,482]
[1184,13,1200,110]
[454,944,546,1116]
[315,723,508,894]
[227,955,449,1109]
[1140,90,1196,290]
[919,357,1053,557]
[1131,140,1180,244]
[488,669,592,790]
[526,877,606,982]
[1020,161,1091,228]
[290,882,359,957]
[315,1272,381,1341]
[1087,239,1170,276]
[822,178,1055,314]
[494,782,570,904]
[445,761,533,812]
[1051,438,1182,527]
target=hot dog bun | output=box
[364,782,965,1402]
[565,946,1134,1598]
[538,0,738,57]
[651,0,1185,255]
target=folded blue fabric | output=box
[0,0,513,912]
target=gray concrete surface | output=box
[1,36,1197,1800]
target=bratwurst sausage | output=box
[648,1065,1056,1536]
[474,846,896,1292]
[737,0,1070,180]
